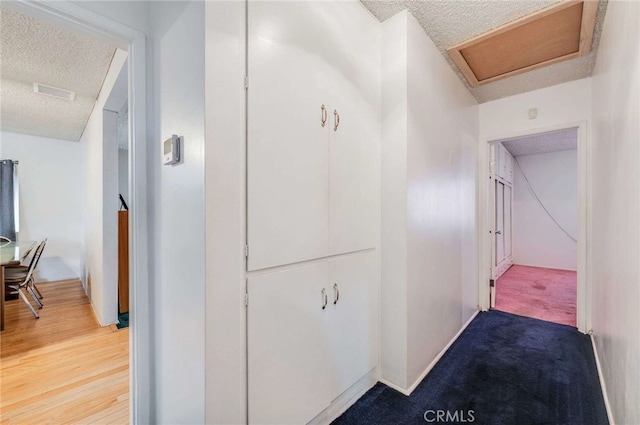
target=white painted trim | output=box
[380,310,480,396]
[245,247,376,278]
[308,368,378,425]
[378,377,411,397]
[405,310,480,394]
[6,2,151,423]
[495,256,514,281]
[590,335,615,425]
[477,121,590,333]
[494,175,513,188]
[127,34,152,425]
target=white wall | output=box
[479,78,592,139]
[512,149,577,271]
[72,2,207,422]
[149,2,206,423]
[117,102,129,206]
[405,10,479,386]
[80,49,128,326]
[381,10,479,390]
[590,1,640,424]
[380,10,409,389]
[204,1,247,423]
[70,1,150,34]
[118,148,128,205]
[0,131,84,276]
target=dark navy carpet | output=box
[333,310,608,425]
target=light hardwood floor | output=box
[0,279,129,424]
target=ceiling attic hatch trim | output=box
[447,0,599,88]
[33,82,76,101]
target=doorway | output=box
[489,130,578,326]
[479,122,589,333]
[103,58,131,327]
[0,1,149,423]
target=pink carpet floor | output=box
[495,265,577,327]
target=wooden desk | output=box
[1,240,37,331]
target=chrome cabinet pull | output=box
[333,109,340,131]
[321,288,328,310]
[333,283,340,305]
[321,104,327,127]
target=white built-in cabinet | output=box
[247,0,379,271]
[247,1,380,423]
[495,142,513,184]
[248,252,377,424]
[492,144,513,283]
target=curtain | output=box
[0,159,19,240]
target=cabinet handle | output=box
[333,283,340,305]
[496,230,502,235]
[321,288,328,310]
[333,109,340,131]
[321,104,327,127]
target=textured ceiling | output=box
[0,7,116,141]
[501,128,577,157]
[360,0,608,103]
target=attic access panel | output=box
[447,0,599,87]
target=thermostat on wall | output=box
[163,134,180,165]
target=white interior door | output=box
[495,180,505,265]
[248,262,332,424]
[504,184,512,258]
[328,252,377,395]
[247,1,331,270]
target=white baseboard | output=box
[494,256,513,280]
[405,310,480,395]
[590,334,615,425]
[381,310,480,397]
[378,377,411,396]
[308,367,378,425]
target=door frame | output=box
[478,121,590,333]
[2,1,151,422]
[489,169,514,308]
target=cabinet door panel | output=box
[328,252,378,395]
[504,185,512,258]
[498,144,513,184]
[248,263,332,424]
[495,181,505,264]
[248,1,331,270]
[500,145,507,181]
[328,1,380,255]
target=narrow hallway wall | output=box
[381,10,479,391]
[590,1,640,423]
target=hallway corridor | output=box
[333,311,607,424]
